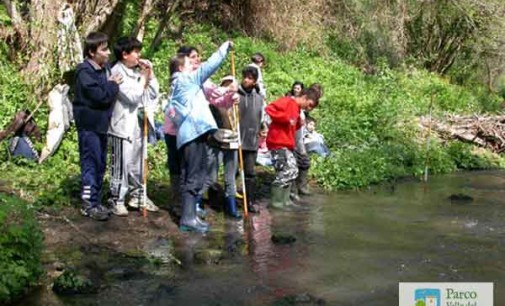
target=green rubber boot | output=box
[270,185,285,210]
[297,169,312,196]
[284,183,308,210]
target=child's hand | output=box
[232,93,240,105]
[138,59,153,69]
[139,59,154,80]
[140,67,152,82]
[227,40,234,51]
[228,80,238,92]
[109,73,123,85]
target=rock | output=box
[105,267,139,281]
[271,233,297,244]
[52,269,96,295]
[448,193,473,205]
[193,249,223,265]
[225,237,246,255]
[53,261,65,271]
[144,237,175,264]
[273,293,326,305]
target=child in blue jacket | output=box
[167,41,232,233]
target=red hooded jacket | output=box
[265,96,302,150]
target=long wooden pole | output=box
[423,93,434,183]
[142,103,148,218]
[231,50,248,218]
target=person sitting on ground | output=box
[286,81,304,98]
[304,117,330,157]
[108,36,160,217]
[256,122,272,167]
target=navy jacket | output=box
[73,59,119,134]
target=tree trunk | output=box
[132,0,155,41]
[23,0,66,94]
[83,0,123,35]
[2,0,23,31]
[150,0,182,52]
[1,0,29,53]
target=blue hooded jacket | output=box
[167,41,230,149]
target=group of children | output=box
[73,32,323,233]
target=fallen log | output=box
[420,114,505,153]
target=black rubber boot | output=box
[180,193,209,233]
[245,178,260,213]
[170,174,181,202]
[297,169,312,196]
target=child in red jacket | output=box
[265,88,319,209]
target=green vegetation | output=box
[146,24,505,189]
[0,193,43,304]
[1,23,504,199]
[52,270,94,295]
[1,0,504,302]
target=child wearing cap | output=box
[204,75,242,219]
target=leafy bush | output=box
[0,193,43,304]
[52,270,95,295]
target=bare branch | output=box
[2,0,23,30]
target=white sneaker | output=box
[128,195,159,212]
[140,201,159,212]
[112,202,128,216]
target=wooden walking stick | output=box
[231,50,249,218]
[141,101,149,218]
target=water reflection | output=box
[17,171,505,305]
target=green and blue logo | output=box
[415,288,441,306]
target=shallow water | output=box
[19,170,505,305]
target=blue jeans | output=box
[203,146,237,198]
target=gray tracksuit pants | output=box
[109,120,143,203]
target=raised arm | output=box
[191,41,231,86]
